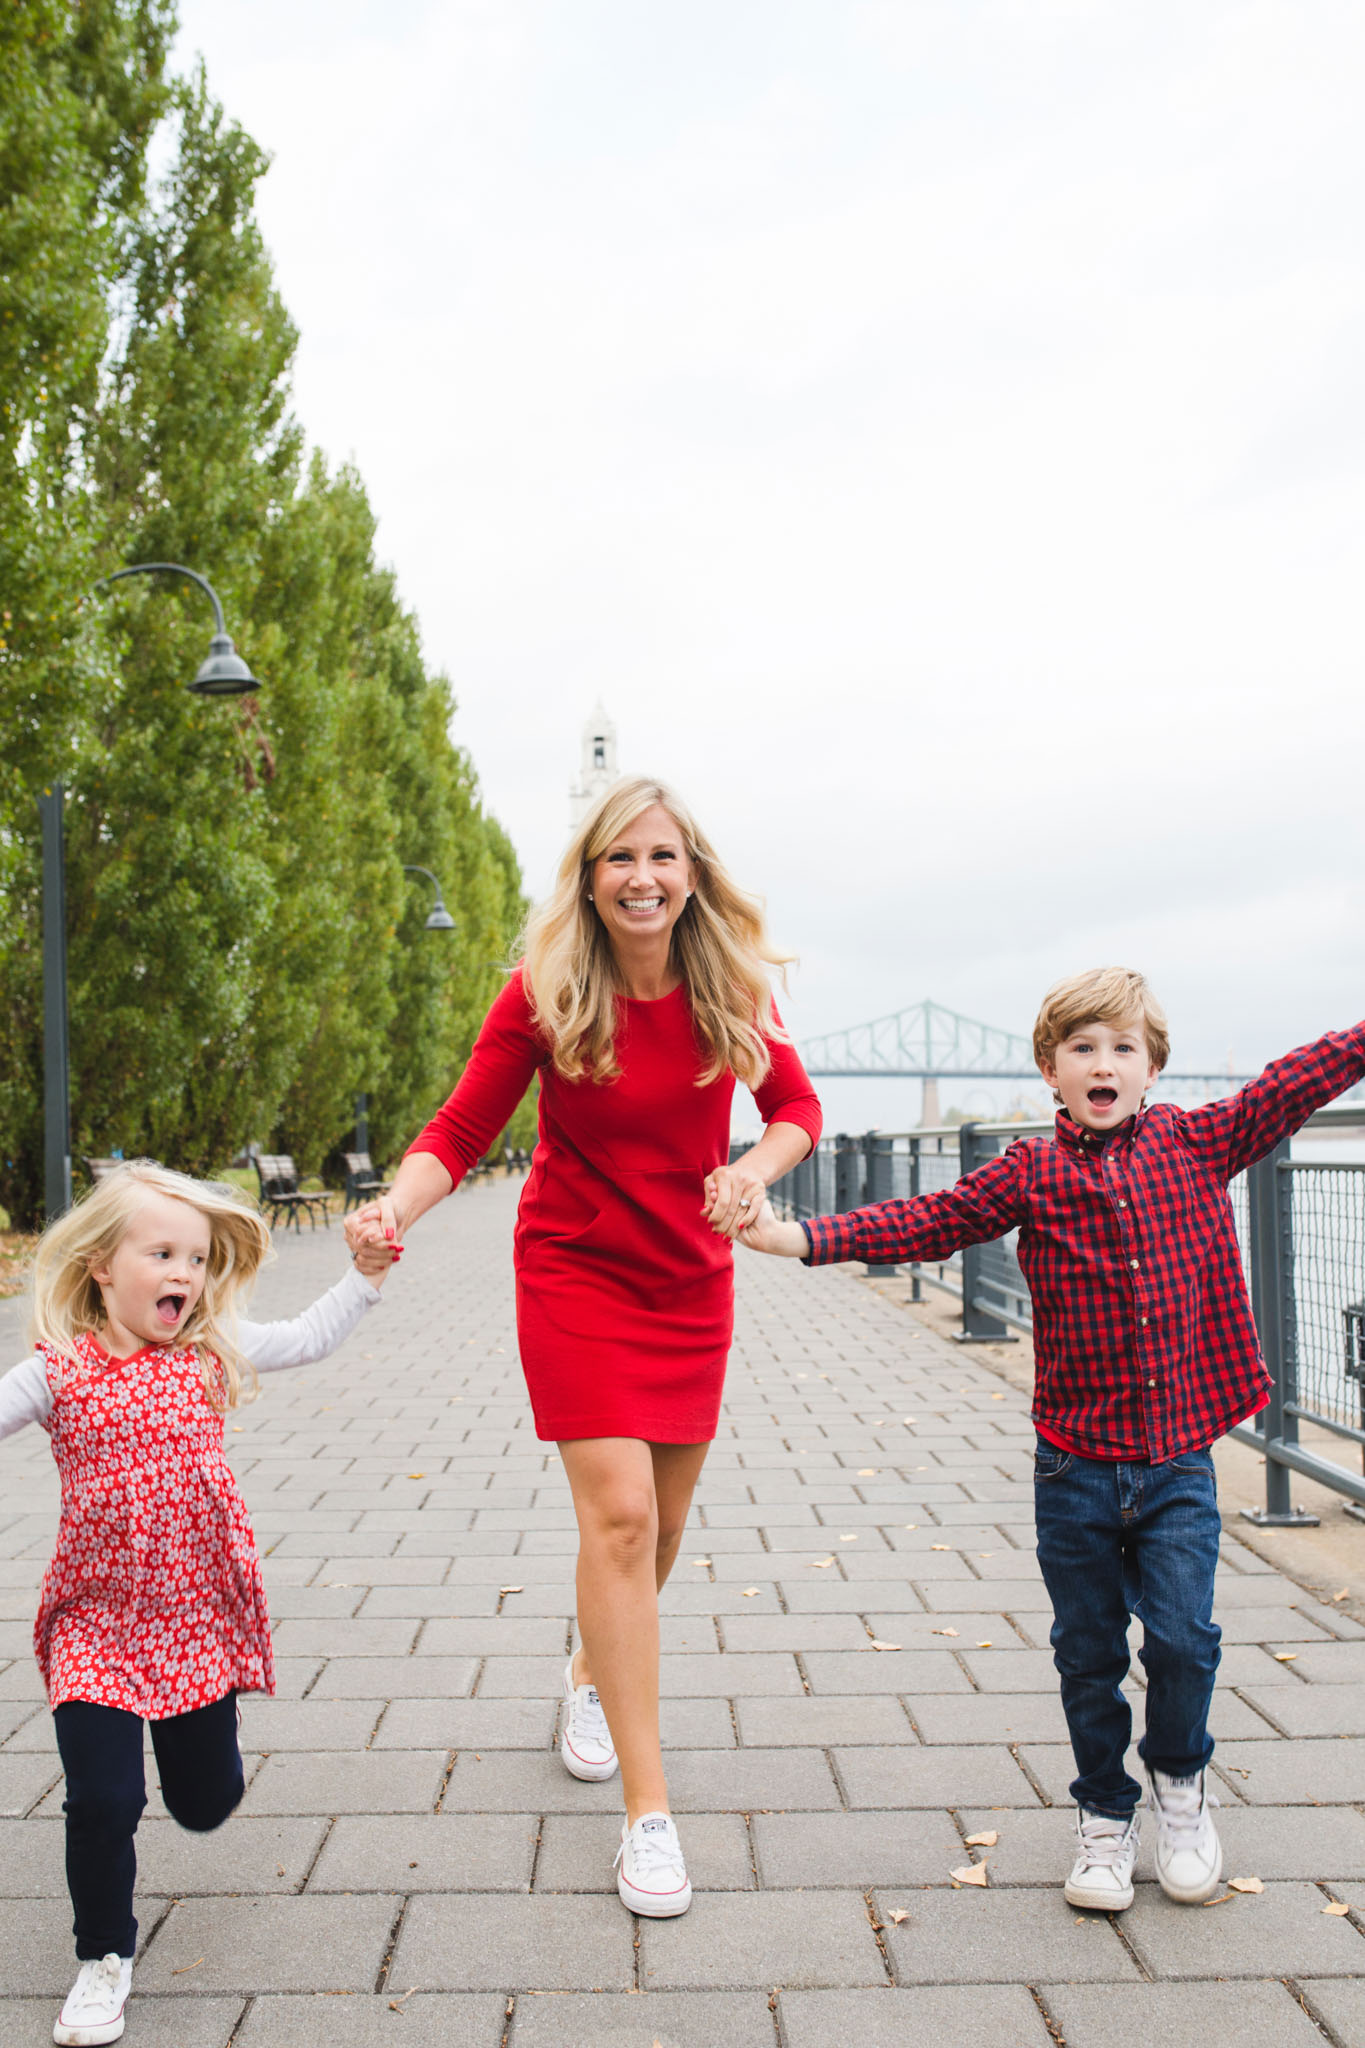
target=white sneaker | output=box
[560,1657,618,1781]
[1148,1766,1222,1903]
[615,1810,692,1916]
[54,1953,132,2045]
[1063,1807,1140,1911]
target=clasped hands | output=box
[344,1196,404,1272]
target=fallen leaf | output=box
[407,1472,425,1480]
[902,1417,917,1424]
[839,1533,859,1541]
[276,1863,286,1876]
[231,1425,243,1432]
[741,1587,760,1597]
[857,1468,878,1476]
[976,1640,993,1648]
[691,1558,712,1566]
[1201,1890,1236,1907]
[1333,1589,1350,1602]
[903,1523,918,1531]
[978,1552,994,1559]
[889,1907,909,1923]
[809,1557,836,1568]
[499,1585,524,1595]
[866,1638,903,1652]
[1324,1901,1352,1916]
[1229,1876,1264,1894]
[964,1831,998,1848]
[931,1543,952,1552]
[991,1392,1005,1400]
[1274,1652,1298,1663]
[932,1627,960,1637]
[1226,1766,1253,1779]
[388,1986,418,2010]
[950,1862,988,1887]
[171,1958,204,1975]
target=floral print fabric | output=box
[34,1334,273,1715]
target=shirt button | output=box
[1118,1198,1127,1207]
[1148,1378,1156,1388]
[1130,1259,1140,1269]
[1141,1316,1149,1326]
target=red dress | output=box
[408,968,822,1441]
[34,1335,273,1717]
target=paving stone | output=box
[1238,1685,1365,1738]
[735,1694,916,1747]
[659,1747,841,1812]
[917,1577,1055,1610]
[639,1889,885,1989]
[136,1895,400,1991]
[1041,1979,1326,2047]
[751,1808,966,1887]
[781,1986,1054,2047]
[906,1692,1070,1745]
[309,1655,478,1697]
[270,1619,421,1658]
[239,1748,448,1815]
[310,1812,537,1891]
[437,1751,624,1813]
[535,1812,754,1892]
[0,1996,243,2046]
[236,1994,506,2046]
[801,1650,971,1694]
[137,1815,329,1895]
[836,1743,1037,1809]
[1274,1642,1365,1682]
[239,1697,385,1750]
[0,1752,58,1816]
[392,1893,636,1990]
[1211,1739,1365,1804]
[717,1614,876,1653]
[420,1618,573,1656]
[876,1887,1139,1981]
[1299,1980,1365,2048]
[509,1989,776,2046]
[374,1697,556,1750]
[1123,1879,1365,1976]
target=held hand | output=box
[737,1198,809,1258]
[344,1195,403,1267]
[702,1160,769,1241]
[352,1236,400,1285]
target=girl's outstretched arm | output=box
[0,1356,54,1438]
[239,1264,384,1377]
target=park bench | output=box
[503,1144,531,1175]
[342,1151,391,1213]
[459,1154,495,1189]
[255,1154,332,1233]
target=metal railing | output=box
[758,1106,1365,1524]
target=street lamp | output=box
[403,864,456,930]
[353,865,456,1154]
[41,563,260,1219]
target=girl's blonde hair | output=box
[31,1160,272,1411]
[521,775,794,1088]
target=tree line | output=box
[1,2,531,1230]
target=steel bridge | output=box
[796,998,1353,1091]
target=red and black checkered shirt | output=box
[804,1024,1365,1461]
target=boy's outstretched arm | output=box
[740,1149,1028,1267]
[1180,1021,1365,1181]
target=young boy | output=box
[741,968,1365,1910]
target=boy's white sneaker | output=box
[1148,1766,1222,1903]
[560,1658,618,1781]
[615,1810,692,1916]
[1063,1808,1140,1911]
[54,1953,132,2045]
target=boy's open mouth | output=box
[1087,1087,1118,1109]
[156,1293,187,1326]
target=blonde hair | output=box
[520,775,794,1088]
[1033,966,1171,1073]
[30,1161,272,1411]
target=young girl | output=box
[0,1160,396,2046]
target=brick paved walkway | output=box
[6,1174,1365,2045]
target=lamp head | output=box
[189,633,260,696]
[425,903,456,931]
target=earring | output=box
[587,893,594,902]
[686,888,694,898]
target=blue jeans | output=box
[1033,1436,1222,1819]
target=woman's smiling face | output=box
[590,802,697,954]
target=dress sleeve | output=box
[752,1004,823,1154]
[405,970,544,1185]
[0,1356,55,1438]
[237,1266,381,1376]
[1175,1023,1365,1181]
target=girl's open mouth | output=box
[156,1293,186,1326]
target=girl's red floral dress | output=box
[34,1334,274,1716]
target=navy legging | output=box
[53,1692,244,1958]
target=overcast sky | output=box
[171,0,1363,1100]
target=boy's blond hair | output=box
[31,1160,272,1411]
[1032,967,1171,1073]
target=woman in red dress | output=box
[347,777,821,1914]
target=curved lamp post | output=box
[353,864,456,1156]
[41,563,260,1218]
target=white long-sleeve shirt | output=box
[0,1265,381,1438]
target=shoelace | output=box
[67,1955,125,2016]
[1076,1816,1136,1868]
[615,1817,682,1879]
[1148,1776,1220,1846]
[572,1684,611,1746]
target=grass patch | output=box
[0,1231,38,1301]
